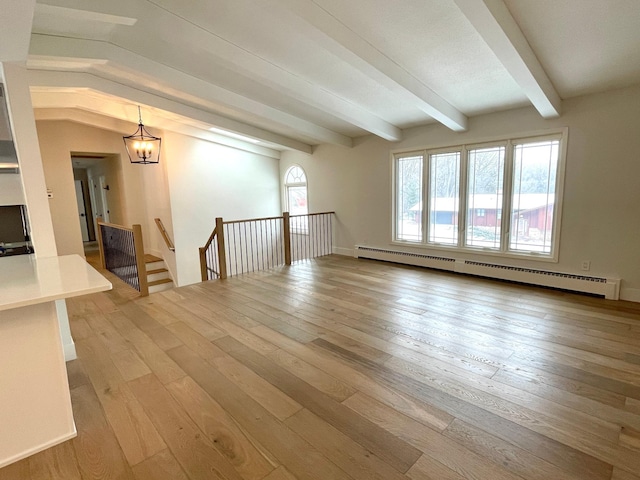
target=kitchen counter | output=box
[0,254,111,311]
[0,254,111,468]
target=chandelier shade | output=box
[123,107,161,164]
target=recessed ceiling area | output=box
[14,0,640,153]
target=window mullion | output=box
[501,141,514,252]
[458,146,468,248]
[422,152,429,245]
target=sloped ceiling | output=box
[6,0,640,152]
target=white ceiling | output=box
[4,0,640,153]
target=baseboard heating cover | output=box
[355,246,620,300]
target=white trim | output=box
[333,246,355,257]
[390,127,567,155]
[390,240,559,263]
[620,288,640,303]
[63,342,77,362]
[55,299,77,361]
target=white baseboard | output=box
[620,288,640,303]
[63,341,77,362]
[55,300,77,361]
[333,246,355,257]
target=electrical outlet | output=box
[581,261,591,271]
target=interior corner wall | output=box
[281,84,640,301]
[163,131,281,286]
[36,120,162,257]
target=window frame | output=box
[284,165,309,235]
[284,165,309,215]
[392,151,425,243]
[391,129,568,262]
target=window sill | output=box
[389,240,559,263]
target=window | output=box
[466,145,505,249]
[510,139,559,254]
[394,153,423,242]
[284,165,308,216]
[393,132,565,259]
[428,151,459,245]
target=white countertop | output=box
[0,254,112,311]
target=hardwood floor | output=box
[2,255,640,480]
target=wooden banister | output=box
[289,211,336,218]
[199,211,334,281]
[216,217,228,279]
[132,224,149,296]
[97,220,149,297]
[96,220,107,269]
[154,218,175,252]
[283,211,291,266]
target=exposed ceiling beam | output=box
[270,0,468,132]
[28,70,313,154]
[33,107,281,159]
[36,0,403,141]
[34,3,137,26]
[0,0,35,62]
[29,35,352,147]
[453,0,561,118]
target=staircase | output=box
[144,254,174,294]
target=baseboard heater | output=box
[355,246,620,300]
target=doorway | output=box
[71,153,122,256]
[74,179,90,242]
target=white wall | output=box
[35,120,281,287]
[163,131,281,286]
[36,120,162,258]
[85,155,128,230]
[281,84,640,301]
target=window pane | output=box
[428,151,460,245]
[465,146,505,249]
[396,155,423,242]
[287,186,308,216]
[510,140,559,253]
[286,166,307,184]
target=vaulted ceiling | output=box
[4,0,640,154]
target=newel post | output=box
[199,247,207,282]
[283,211,292,266]
[216,217,228,279]
[96,220,106,269]
[132,224,149,297]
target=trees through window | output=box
[394,132,565,258]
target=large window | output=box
[393,132,565,259]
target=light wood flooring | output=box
[2,255,640,480]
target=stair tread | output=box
[148,278,173,286]
[147,268,168,275]
[144,254,163,263]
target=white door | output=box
[89,176,102,233]
[74,180,90,242]
[98,176,110,223]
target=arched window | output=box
[284,165,308,215]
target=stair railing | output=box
[97,221,149,296]
[199,211,334,281]
[154,218,175,252]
